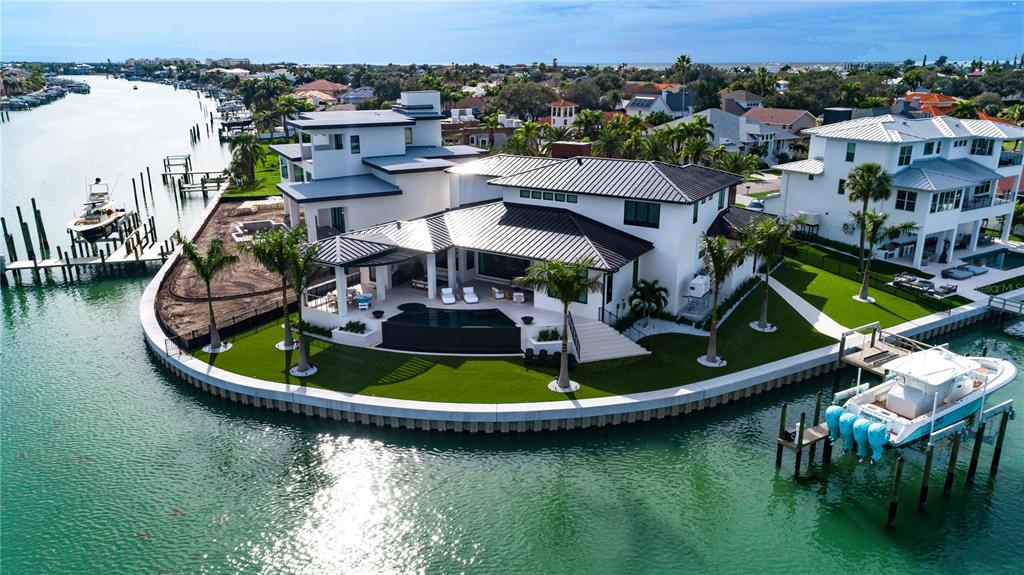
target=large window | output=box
[332,134,345,150]
[330,207,345,231]
[837,179,846,195]
[624,200,661,228]
[895,190,917,211]
[350,135,361,154]
[404,127,413,145]
[929,189,963,213]
[845,142,856,162]
[924,142,935,155]
[477,253,529,281]
[718,189,725,209]
[898,145,913,166]
[970,138,994,156]
[293,165,305,182]
[279,157,289,179]
[692,202,699,224]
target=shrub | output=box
[537,328,561,342]
[343,320,367,334]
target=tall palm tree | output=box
[712,151,759,179]
[629,279,669,326]
[639,131,676,162]
[238,225,305,350]
[178,236,239,352]
[838,82,864,107]
[518,121,542,153]
[740,215,804,332]
[790,140,809,159]
[949,99,979,119]
[289,240,323,375]
[682,136,712,165]
[503,132,535,156]
[688,114,715,141]
[623,131,645,160]
[751,66,773,96]
[480,113,501,149]
[593,123,626,158]
[228,133,265,184]
[540,125,576,155]
[846,162,894,272]
[573,109,603,140]
[699,234,747,366]
[514,260,603,391]
[850,211,919,301]
[661,123,690,157]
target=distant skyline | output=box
[3,1,1022,65]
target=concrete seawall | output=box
[141,199,998,432]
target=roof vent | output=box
[576,157,583,166]
[396,221,402,229]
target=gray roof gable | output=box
[488,156,742,204]
[890,157,1004,191]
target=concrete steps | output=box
[573,320,650,363]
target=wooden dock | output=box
[836,323,930,376]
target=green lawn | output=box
[773,260,967,329]
[977,273,1024,296]
[746,190,779,199]
[193,288,834,403]
[222,146,282,198]
[984,228,1024,243]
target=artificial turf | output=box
[193,288,834,403]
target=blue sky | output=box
[2,1,1021,64]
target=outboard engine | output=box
[867,422,888,463]
[839,412,857,452]
[852,418,871,461]
[825,406,844,442]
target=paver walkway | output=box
[767,277,848,340]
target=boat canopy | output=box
[881,348,979,391]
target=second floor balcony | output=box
[999,150,1022,168]
[961,191,1014,212]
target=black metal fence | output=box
[162,298,297,352]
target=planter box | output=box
[527,337,564,354]
[332,327,381,348]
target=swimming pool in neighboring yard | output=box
[962,248,1024,270]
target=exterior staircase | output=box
[573,320,650,363]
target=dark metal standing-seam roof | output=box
[706,206,774,240]
[488,157,742,204]
[445,154,565,177]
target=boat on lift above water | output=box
[67,180,127,242]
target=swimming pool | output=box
[961,248,1024,270]
[381,306,521,353]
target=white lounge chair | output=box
[441,287,457,305]
[491,286,506,300]
[463,286,479,304]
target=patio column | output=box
[285,196,301,229]
[447,248,457,289]
[375,265,388,301]
[457,248,468,282]
[426,253,437,300]
[359,266,372,290]
[306,210,318,244]
[334,266,348,317]
[969,220,982,252]
[912,233,927,268]
[1001,212,1013,242]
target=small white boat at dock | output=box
[67,180,127,242]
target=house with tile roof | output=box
[720,90,764,116]
[773,115,1024,268]
[742,107,817,136]
[295,79,348,95]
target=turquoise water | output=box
[3,78,1024,574]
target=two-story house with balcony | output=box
[773,115,1024,268]
[270,91,484,243]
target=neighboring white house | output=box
[270,91,484,243]
[305,156,761,329]
[624,90,692,119]
[548,100,578,128]
[657,108,799,164]
[773,115,1024,268]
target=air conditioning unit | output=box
[796,211,820,225]
[688,275,711,297]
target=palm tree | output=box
[253,110,277,139]
[838,82,864,107]
[629,279,669,326]
[688,114,715,141]
[712,151,759,179]
[661,123,690,157]
[593,123,626,158]
[573,109,603,140]
[741,215,804,332]
[178,236,239,352]
[518,121,542,153]
[949,99,979,119]
[288,240,323,375]
[228,133,265,185]
[639,131,676,162]
[850,211,919,301]
[540,125,576,155]
[503,132,534,156]
[480,113,501,149]
[682,136,712,165]
[846,162,894,272]
[699,234,747,367]
[623,131,645,159]
[751,66,773,96]
[790,140,809,159]
[238,225,305,350]
[514,260,603,391]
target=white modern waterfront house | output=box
[270,91,484,244]
[296,152,764,360]
[773,115,1024,268]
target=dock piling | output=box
[943,432,962,497]
[809,392,823,465]
[965,421,986,486]
[793,412,806,478]
[990,411,1009,477]
[887,456,904,528]
[918,444,934,510]
[775,403,788,468]
[132,180,141,214]
[146,166,154,193]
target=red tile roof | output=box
[904,92,956,106]
[548,100,578,107]
[295,79,347,93]
[654,82,684,91]
[977,111,1018,126]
